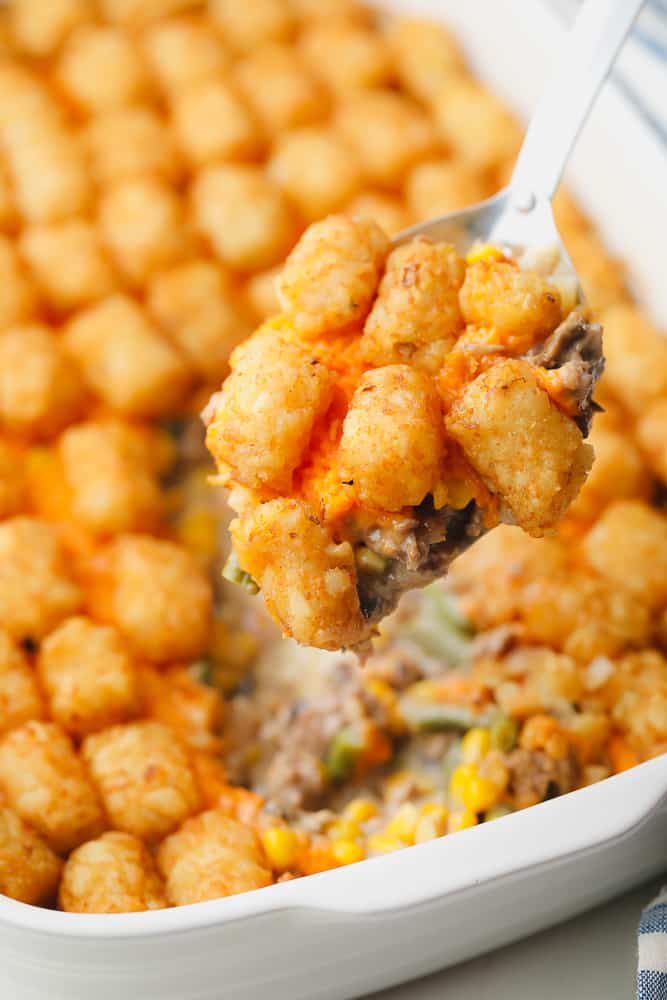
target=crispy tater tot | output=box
[205,326,334,491]
[460,260,562,353]
[300,22,393,95]
[99,0,200,26]
[289,0,371,23]
[82,720,200,842]
[157,810,272,906]
[58,419,163,536]
[433,78,523,173]
[0,806,62,905]
[0,236,36,331]
[138,663,224,752]
[0,517,81,643]
[170,79,260,167]
[339,365,446,510]
[600,304,667,416]
[385,17,466,101]
[244,266,282,320]
[345,191,411,237]
[98,177,194,287]
[84,106,182,186]
[406,159,491,221]
[0,324,85,438]
[636,398,667,483]
[0,439,24,519]
[567,424,652,524]
[276,214,389,336]
[85,534,212,662]
[209,0,295,52]
[56,25,150,114]
[335,90,438,188]
[0,628,44,736]
[565,229,629,313]
[232,498,363,650]
[142,16,228,95]
[192,164,295,272]
[268,127,364,222]
[361,239,465,367]
[446,360,593,536]
[148,259,253,381]
[63,295,191,418]
[0,721,105,853]
[236,44,327,137]
[38,616,139,737]
[0,160,16,232]
[20,220,117,313]
[59,831,167,913]
[7,0,92,57]
[582,501,667,611]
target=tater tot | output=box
[63,295,191,418]
[446,360,593,536]
[98,177,194,287]
[157,810,272,906]
[0,160,16,231]
[385,17,465,101]
[268,127,363,222]
[84,106,182,186]
[0,439,24,519]
[0,721,105,853]
[335,90,438,188]
[20,221,117,313]
[209,0,294,52]
[0,806,62,905]
[205,327,334,491]
[85,534,212,662]
[362,239,465,367]
[0,324,85,438]
[276,214,389,336]
[244,266,281,320]
[460,260,562,353]
[582,501,667,611]
[0,628,43,736]
[56,26,150,114]
[138,663,224,752]
[232,498,363,650]
[289,0,370,22]
[300,22,393,95]
[82,720,199,841]
[0,517,81,643]
[433,78,523,173]
[406,159,491,221]
[236,44,327,137]
[148,259,253,380]
[59,831,167,913]
[99,0,200,26]
[142,16,228,95]
[345,191,411,237]
[600,304,667,416]
[192,164,295,272]
[565,229,629,314]
[567,424,651,524]
[38,616,139,737]
[8,0,91,57]
[636,399,667,483]
[171,79,260,167]
[338,365,445,510]
[0,235,36,331]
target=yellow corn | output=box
[261,828,300,872]
[332,839,366,866]
[368,833,404,855]
[414,806,448,844]
[461,773,501,813]
[466,242,504,264]
[328,818,361,842]
[460,727,491,764]
[448,809,478,833]
[420,802,447,818]
[385,803,419,844]
[448,763,477,804]
[343,798,379,824]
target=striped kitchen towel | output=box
[638,885,667,999]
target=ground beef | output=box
[504,747,580,808]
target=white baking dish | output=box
[1,3,666,998]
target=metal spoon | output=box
[395,0,646,287]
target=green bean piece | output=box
[356,546,388,575]
[404,584,475,663]
[222,552,260,594]
[489,713,519,752]
[324,727,364,782]
[400,696,493,733]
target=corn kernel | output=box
[448,763,477,804]
[460,727,491,764]
[368,833,404,855]
[414,807,448,844]
[461,773,500,813]
[331,839,366,866]
[448,809,478,833]
[466,243,504,265]
[385,802,419,844]
[343,798,379,824]
[420,802,448,820]
[327,818,361,841]
[261,827,300,872]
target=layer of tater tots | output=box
[59,831,167,913]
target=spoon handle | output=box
[510,0,645,204]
